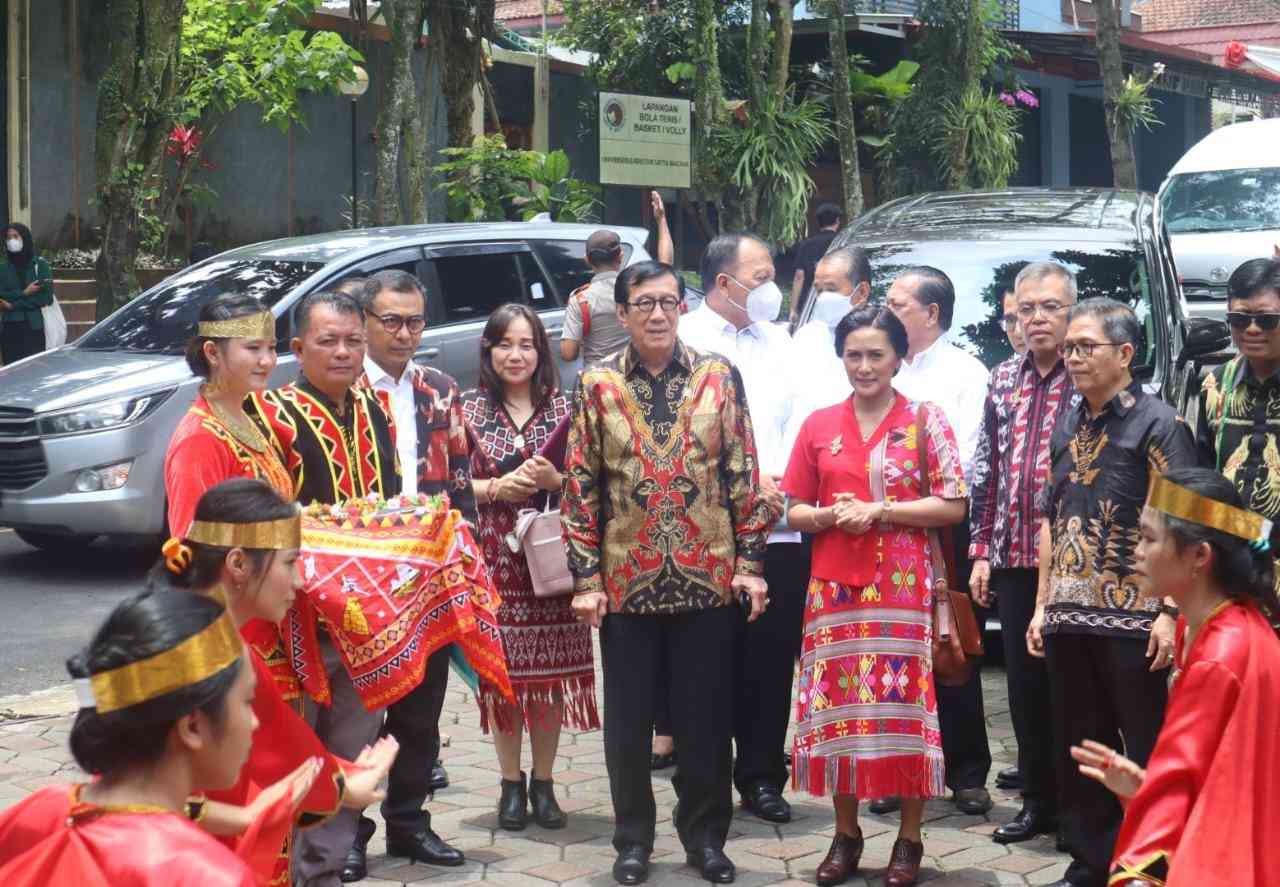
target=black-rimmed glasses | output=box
[626,297,682,314]
[1059,341,1123,359]
[367,311,427,334]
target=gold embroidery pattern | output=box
[1069,424,1108,486]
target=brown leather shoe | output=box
[884,837,924,887]
[815,831,863,886]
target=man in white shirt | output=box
[679,233,807,825]
[879,266,994,817]
[345,270,473,879]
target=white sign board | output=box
[599,92,692,189]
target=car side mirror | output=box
[1176,317,1231,369]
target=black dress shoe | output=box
[868,797,900,814]
[992,806,1058,844]
[613,845,650,885]
[430,758,449,791]
[686,847,736,883]
[650,751,677,770]
[741,783,791,823]
[385,828,465,866]
[529,777,567,829]
[340,816,377,882]
[995,766,1022,790]
[498,771,529,830]
[954,787,994,815]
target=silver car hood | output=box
[1168,229,1280,285]
[0,346,190,413]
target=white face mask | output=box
[812,291,853,328]
[726,276,784,324]
[5,238,22,254]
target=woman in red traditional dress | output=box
[155,478,398,886]
[165,294,294,537]
[0,590,258,886]
[782,306,967,887]
[1071,467,1280,887]
[461,303,599,832]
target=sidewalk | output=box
[0,666,1069,886]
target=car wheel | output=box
[13,529,100,552]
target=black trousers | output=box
[732,540,810,795]
[360,644,452,838]
[602,606,735,854]
[1046,633,1168,887]
[993,568,1056,810]
[0,321,43,365]
[936,520,991,791]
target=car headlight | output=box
[37,389,175,437]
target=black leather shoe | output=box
[613,845,650,885]
[995,766,1022,790]
[430,758,449,791]
[498,771,529,830]
[340,816,377,882]
[741,783,791,823]
[686,847,736,883]
[992,806,1058,844]
[650,751,677,770]
[954,787,994,815]
[529,777,567,829]
[385,828,465,866]
[868,797,900,814]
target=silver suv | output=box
[0,222,652,550]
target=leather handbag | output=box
[507,496,574,598]
[915,406,984,687]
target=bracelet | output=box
[1159,603,1180,619]
[486,478,499,505]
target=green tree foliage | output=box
[434,135,600,223]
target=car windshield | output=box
[1161,168,1280,233]
[822,237,1155,369]
[78,259,322,353]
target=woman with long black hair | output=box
[0,222,53,364]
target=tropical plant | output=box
[1112,63,1166,136]
[937,86,1022,190]
[508,151,602,223]
[434,135,600,223]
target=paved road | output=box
[0,529,154,698]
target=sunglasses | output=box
[1226,312,1280,332]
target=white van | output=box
[1158,118,1280,317]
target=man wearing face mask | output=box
[786,246,873,443]
[679,233,807,825]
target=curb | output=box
[0,683,77,721]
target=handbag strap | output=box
[915,404,950,594]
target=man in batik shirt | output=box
[562,260,773,887]
[1029,299,1196,887]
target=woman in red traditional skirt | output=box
[0,590,258,886]
[1071,468,1280,887]
[782,306,967,887]
[156,478,398,886]
[461,303,599,832]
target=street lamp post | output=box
[338,66,370,228]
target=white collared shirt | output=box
[679,303,800,544]
[892,335,989,483]
[785,320,851,446]
[363,355,418,496]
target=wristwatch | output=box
[1159,603,1180,619]
[880,499,893,527]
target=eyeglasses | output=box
[1001,314,1019,331]
[1059,341,1123,359]
[367,312,426,334]
[1016,301,1068,321]
[1226,311,1280,332]
[626,297,682,315]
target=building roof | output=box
[1138,22,1280,64]
[497,0,565,28]
[1133,0,1280,31]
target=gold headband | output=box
[1147,475,1274,542]
[187,514,302,550]
[85,610,243,714]
[198,311,275,341]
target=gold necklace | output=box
[203,388,269,454]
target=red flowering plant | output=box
[1225,41,1248,69]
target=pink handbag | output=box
[507,498,574,598]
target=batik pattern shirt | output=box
[1041,381,1197,638]
[561,343,773,615]
[969,353,1077,569]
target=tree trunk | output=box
[1094,0,1137,188]
[429,0,496,148]
[93,0,187,320]
[748,0,769,113]
[944,0,985,191]
[691,0,727,233]
[767,1,794,106]
[825,1,862,220]
[373,0,423,225]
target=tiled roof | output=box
[1134,0,1280,31]
[1139,21,1280,62]
[496,0,565,23]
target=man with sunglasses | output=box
[341,268,475,880]
[1197,257,1280,556]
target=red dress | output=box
[781,393,965,799]
[0,784,254,886]
[1109,601,1280,886]
[461,389,599,733]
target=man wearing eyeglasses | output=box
[1197,257,1280,555]
[340,268,473,879]
[1029,298,1195,887]
[1001,288,1027,356]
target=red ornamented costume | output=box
[1109,600,1280,887]
[0,784,255,886]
